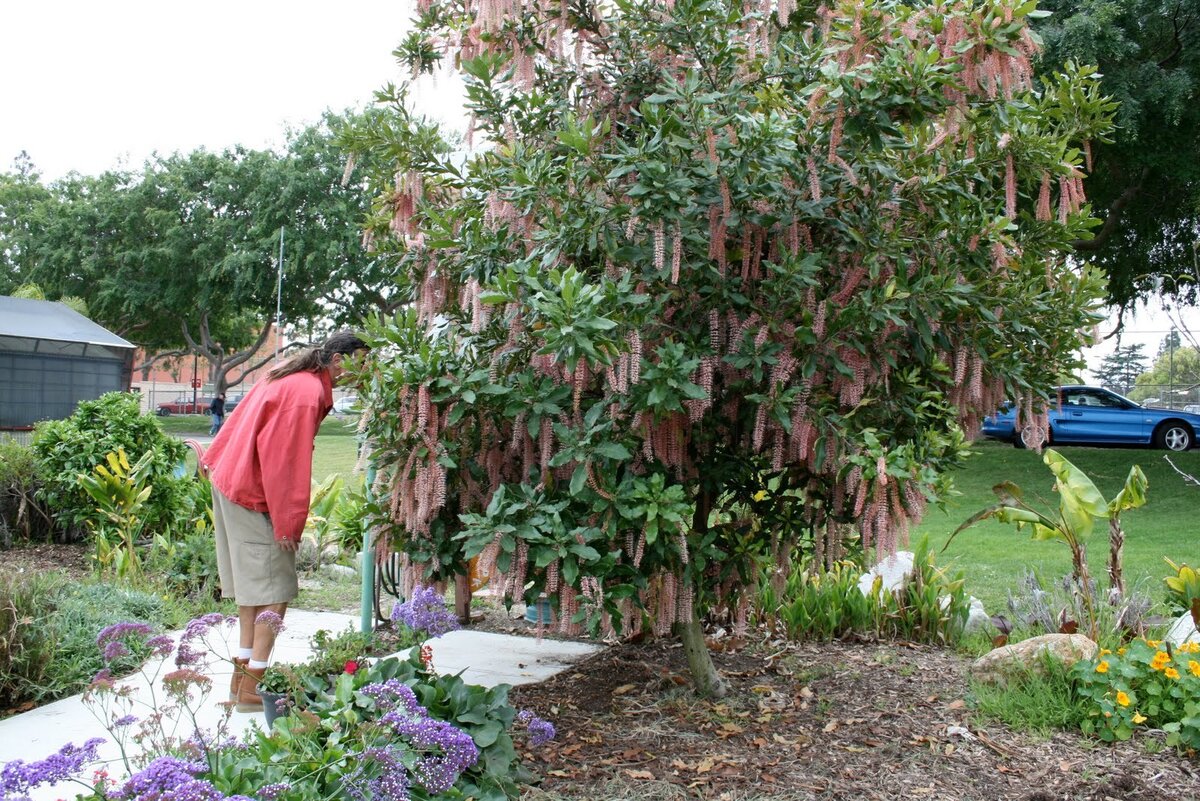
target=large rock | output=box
[1165,611,1199,647]
[970,633,1098,687]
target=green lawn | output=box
[163,414,363,485]
[920,440,1200,613]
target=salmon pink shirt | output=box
[203,370,333,542]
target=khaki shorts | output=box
[212,486,298,606]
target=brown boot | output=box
[236,666,266,713]
[230,657,250,702]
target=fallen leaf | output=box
[823,720,839,733]
[946,699,966,710]
[624,769,655,780]
[612,683,638,696]
[696,757,717,774]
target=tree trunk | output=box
[1107,517,1125,601]
[676,618,728,698]
[674,485,728,697]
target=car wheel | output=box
[1014,425,1049,449]
[157,408,171,417]
[1153,422,1193,451]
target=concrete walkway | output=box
[0,610,603,801]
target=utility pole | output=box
[1170,326,1177,407]
[274,226,285,363]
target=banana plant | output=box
[77,447,156,580]
[948,449,1147,640]
[304,475,344,571]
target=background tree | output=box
[359,0,1111,696]
[1093,343,1148,394]
[0,112,387,394]
[1034,0,1200,311]
[1131,344,1200,401]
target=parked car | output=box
[224,393,245,414]
[156,395,212,416]
[333,395,359,414]
[981,385,1200,451]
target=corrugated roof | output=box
[0,296,135,349]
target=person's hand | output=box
[276,539,301,553]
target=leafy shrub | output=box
[144,480,220,603]
[40,583,167,701]
[0,576,169,709]
[1073,638,1200,750]
[306,627,380,678]
[0,571,63,709]
[32,392,189,541]
[0,439,54,545]
[757,538,969,644]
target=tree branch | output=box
[1070,169,1149,252]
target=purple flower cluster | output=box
[382,713,479,793]
[175,613,234,669]
[96,622,153,646]
[391,586,460,638]
[0,738,105,796]
[254,610,285,634]
[517,709,557,747]
[362,678,479,794]
[117,756,221,801]
[361,679,423,717]
[361,747,410,801]
[257,782,291,800]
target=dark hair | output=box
[267,330,369,381]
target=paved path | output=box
[0,610,603,801]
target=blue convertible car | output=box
[981,385,1200,451]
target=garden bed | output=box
[509,637,1197,801]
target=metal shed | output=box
[0,296,135,429]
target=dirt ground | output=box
[6,545,1198,800]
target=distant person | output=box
[208,393,226,435]
[201,331,370,711]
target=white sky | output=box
[1,2,1195,380]
[0,0,465,179]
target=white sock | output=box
[248,659,269,670]
[237,648,253,660]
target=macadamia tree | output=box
[355,0,1113,696]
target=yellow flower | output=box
[1116,691,1131,707]
[1189,660,1200,678]
[1164,667,1181,680]
[1151,651,1170,670]
[1117,647,1127,655]
[1132,712,1147,724]
[1182,642,1200,654]
[752,490,768,502]
[1099,648,1112,656]
[1095,661,1109,674]
[1144,638,1160,648]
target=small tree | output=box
[359,0,1112,695]
[1093,344,1147,396]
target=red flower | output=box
[343,660,359,674]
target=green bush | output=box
[32,392,190,541]
[144,479,221,602]
[0,576,170,709]
[756,538,969,644]
[0,440,54,545]
[0,571,63,709]
[40,583,167,701]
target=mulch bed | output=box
[503,633,1197,801]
